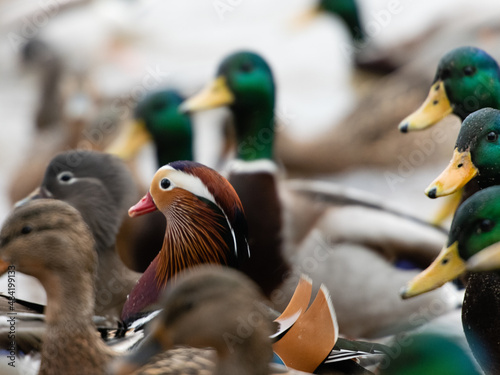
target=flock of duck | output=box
[4,1,500,374]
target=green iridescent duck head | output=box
[181,51,276,161]
[380,333,481,375]
[109,90,193,166]
[399,46,500,132]
[425,108,500,198]
[293,0,364,43]
[317,0,364,42]
[401,185,500,299]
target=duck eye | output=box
[240,62,253,73]
[477,219,495,234]
[57,172,74,183]
[463,66,476,76]
[21,226,32,235]
[160,178,171,190]
[487,132,498,142]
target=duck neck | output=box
[94,246,140,318]
[38,272,111,375]
[232,99,275,162]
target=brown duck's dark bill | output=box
[179,76,234,113]
[128,191,157,218]
[106,119,152,161]
[400,242,465,299]
[425,149,478,198]
[398,80,453,132]
[466,242,500,272]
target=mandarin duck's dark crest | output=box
[122,161,249,321]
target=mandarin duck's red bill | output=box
[129,191,157,217]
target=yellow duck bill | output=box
[180,76,234,112]
[401,242,465,299]
[398,80,453,133]
[106,119,152,160]
[425,148,478,198]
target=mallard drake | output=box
[111,90,194,164]
[400,185,500,374]
[399,46,500,133]
[424,108,500,202]
[22,150,141,321]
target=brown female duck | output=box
[0,200,114,374]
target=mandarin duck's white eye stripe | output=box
[158,165,217,206]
